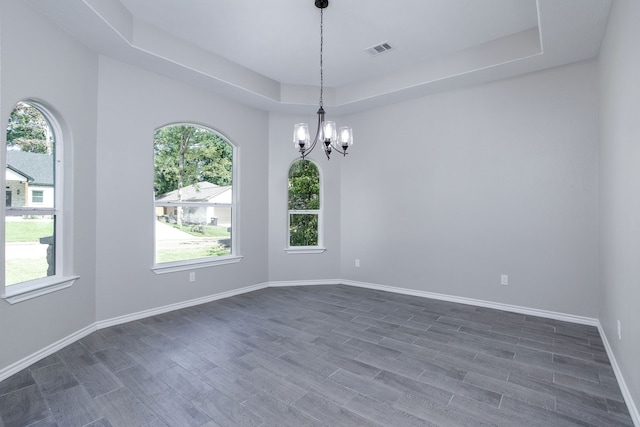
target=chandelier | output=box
[293,0,353,160]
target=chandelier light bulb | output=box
[293,123,310,148]
[322,121,336,143]
[338,126,353,149]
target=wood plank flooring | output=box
[0,285,634,426]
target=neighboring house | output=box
[4,151,54,208]
[155,181,232,226]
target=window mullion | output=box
[288,209,320,215]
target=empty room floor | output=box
[0,285,634,426]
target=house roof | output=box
[155,181,231,203]
[6,151,54,186]
[6,164,34,182]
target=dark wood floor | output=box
[0,285,634,426]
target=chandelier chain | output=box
[319,6,324,108]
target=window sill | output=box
[2,276,79,305]
[285,247,327,254]
[152,255,243,274]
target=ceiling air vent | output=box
[365,42,393,57]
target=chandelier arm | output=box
[301,107,325,159]
[331,144,349,156]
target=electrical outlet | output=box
[355,259,360,268]
[500,274,509,286]
[617,320,621,340]
[189,272,196,282]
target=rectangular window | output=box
[154,203,232,264]
[289,213,319,246]
[31,190,44,204]
[4,215,55,285]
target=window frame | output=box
[1,100,78,304]
[152,123,241,274]
[286,158,325,254]
[31,190,44,204]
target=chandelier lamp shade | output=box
[294,0,353,160]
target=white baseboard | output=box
[339,279,600,326]
[1,278,637,426]
[268,279,342,288]
[0,323,96,382]
[95,282,270,329]
[597,323,640,426]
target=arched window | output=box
[3,101,70,297]
[287,159,323,251]
[153,124,238,270]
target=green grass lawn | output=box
[5,219,54,242]
[5,220,52,285]
[169,224,230,238]
[5,259,48,286]
[5,219,231,273]
[156,244,230,263]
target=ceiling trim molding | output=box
[29,0,611,114]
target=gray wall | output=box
[339,61,600,317]
[0,0,98,369]
[599,0,640,410]
[95,56,269,321]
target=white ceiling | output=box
[29,0,612,114]
[117,0,539,88]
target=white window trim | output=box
[286,159,324,252]
[152,255,242,274]
[285,247,326,254]
[1,101,75,303]
[2,275,79,304]
[152,124,239,270]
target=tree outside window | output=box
[6,102,53,154]
[288,159,321,247]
